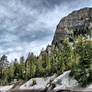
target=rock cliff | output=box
[52,7,92,44]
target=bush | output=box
[70,36,92,87]
[31,80,36,86]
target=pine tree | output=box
[37,56,45,77]
[20,56,25,79]
[45,52,51,76]
[13,58,20,80]
[30,63,36,77]
[0,55,8,78]
[9,63,15,81]
[71,35,92,87]
[25,60,31,80]
[62,38,73,70]
[57,44,65,74]
[50,45,57,74]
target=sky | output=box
[0,0,92,61]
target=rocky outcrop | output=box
[7,71,92,92]
[52,7,92,44]
[0,85,14,92]
[19,74,57,91]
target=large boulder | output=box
[11,71,92,92]
[48,71,79,92]
[19,74,56,91]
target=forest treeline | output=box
[0,30,92,87]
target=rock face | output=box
[19,71,92,92]
[19,71,79,92]
[19,74,57,91]
[8,71,92,92]
[48,71,79,92]
[52,7,92,44]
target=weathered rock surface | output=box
[50,71,78,92]
[52,7,92,44]
[0,85,14,92]
[18,71,92,92]
[19,74,57,91]
[7,71,92,92]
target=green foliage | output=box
[70,35,92,87]
[25,60,31,79]
[0,30,92,87]
[20,56,25,79]
[31,80,36,86]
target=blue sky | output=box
[0,0,92,61]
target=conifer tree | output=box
[25,60,31,80]
[71,35,92,86]
[20,56,25,79]
[13,58,20,80]
[37,55,45,76]
[9,63,15,81]
[62,38,73,70]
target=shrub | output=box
[31,80,36,86]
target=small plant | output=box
[31,80,36,86]
[51,83,56,89]
[49,79,53,84]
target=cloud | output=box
[0,0,92,61]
